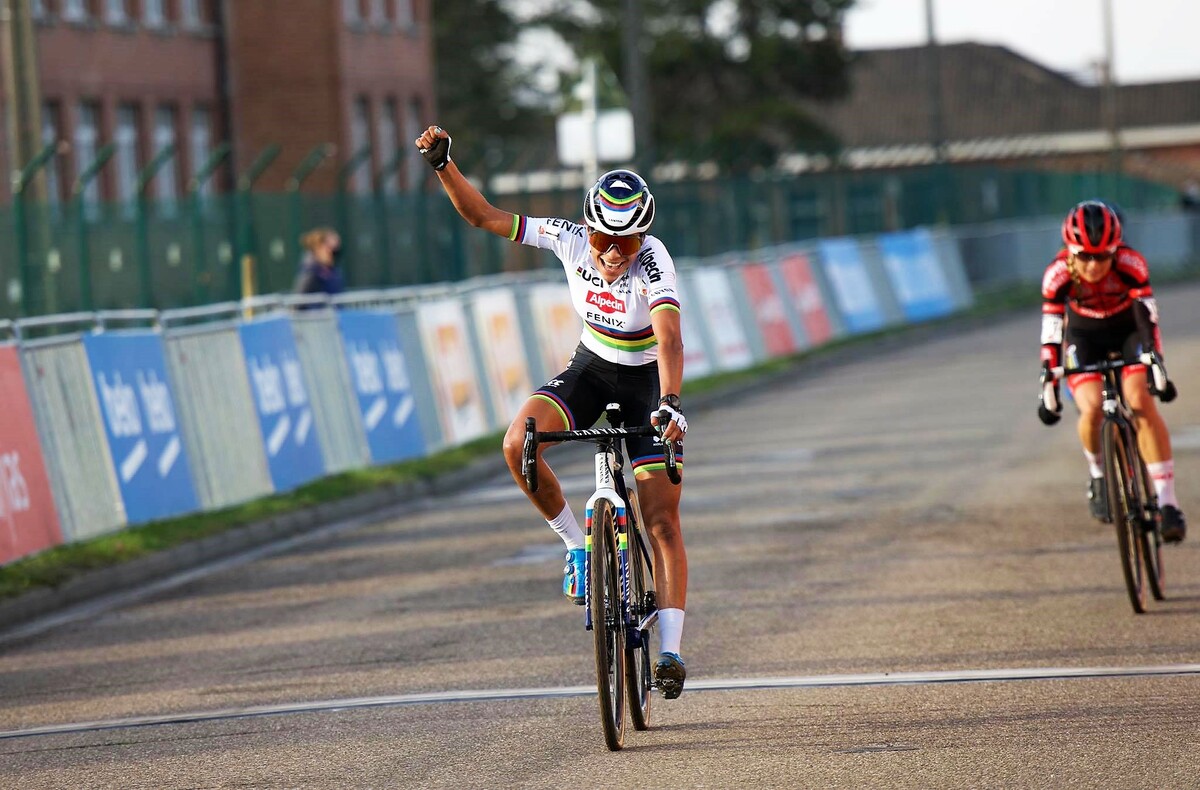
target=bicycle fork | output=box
[584,450,630,633]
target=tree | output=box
[531,0,856,171]
[431,0,557,173]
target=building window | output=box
[115,103,141,209]
[42,102,62,208]
[351,98,372,195]
[367,0,386,25]
[189,106,213,196]
[153,105,179,204]
[395,0,414,28]
[105,0,129,26]
[75,101,102,212]
[62,0,90,23]
[343,0,361,25]
[143,0,166,28]
[378,99,398,193]
[180,0,203,28]
[404,98,422,189]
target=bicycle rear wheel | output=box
[1103,421,1146,613]
[624,494,655,731]
[1135,454,1166,601]
[590,500,626,750]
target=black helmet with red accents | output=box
[1062,200,1122,254]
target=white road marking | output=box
[2,664,1198,741]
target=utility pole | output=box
[2,0,46,201]
[621,0,653,174]
[1100,0,1122,191]
[924,0,948,224]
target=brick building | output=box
[7,0,434,205]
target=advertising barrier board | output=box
[878,228,956,322]
[415,299,490,445]
[338,309,427,464]
[83,331,199,525]
[740,263,799,358]
[0,346,63,563]
[688,268,754,371]
[238,317,326,492]
[470,288,534,426]
[817,238,885,334]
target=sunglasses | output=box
[588,230,644,257]
[1074,251,1114,263]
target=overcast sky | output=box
[844,0,1200,84]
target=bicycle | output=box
[521,403,681,751]
[1043,355,1175,613]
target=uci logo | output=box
[586,291,626,314]
[575,266,604,287]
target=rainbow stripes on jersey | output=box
[631,449,684,476]
[508,215,527,242]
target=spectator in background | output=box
[293,228,345,298]
[1180,181,1200,212]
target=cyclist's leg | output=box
[633,472,686,611]
[1122,368,1171,463]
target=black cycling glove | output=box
[420,129,452,171]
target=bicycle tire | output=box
[1135,454,1166,601]
[590,500,626,750]
[1103,421,1146,613]
[624,494,655,731]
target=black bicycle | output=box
[521,403,680,751]
[1043,356,1174,613]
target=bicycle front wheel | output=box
[1103,421,1146,613]
[590,500,626,751]
[625,493,655,731]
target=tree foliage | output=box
[530,0,857,171]
[430,0,556,171]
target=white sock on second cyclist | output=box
[658,608,685,657]
[547,503,585,550]
[1147,460,1179,508]
[1084,449,1104,479]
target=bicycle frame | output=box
[581,434,658,639]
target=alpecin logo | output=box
[586,290,626,314]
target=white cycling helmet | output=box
[583,169,655,236]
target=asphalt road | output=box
[1,284,1198,789]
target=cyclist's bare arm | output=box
[650,308,686,443]
[415,126,514,239]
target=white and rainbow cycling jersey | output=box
[510,215,681,366]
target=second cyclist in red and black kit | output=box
[1038,200,1186,542]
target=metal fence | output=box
[4,164,1180,320]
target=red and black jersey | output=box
[1039,245,1160,369]
[1041,245,1151,329]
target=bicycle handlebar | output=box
[521,413,681,493]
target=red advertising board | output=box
[779,253,833,346]
[740,263,798,357]
[0,346,63,564]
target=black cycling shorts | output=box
[533,343,683,476]
[1064,320,1147,393]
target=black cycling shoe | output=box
[1161,505,1187,544]
[653,652,686,700]
[1088,477,1111,523]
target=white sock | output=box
[547,503,585,550]
[1084,449,1103,479]
[658,608,685,657]
[1147,460,1178,508]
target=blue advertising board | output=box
[878,228,956,322]
[817,238,885,334]
[337,310,426,464]
[238,317,326,492]
[83,331,199,524]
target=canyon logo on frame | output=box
[0,346,62,564]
